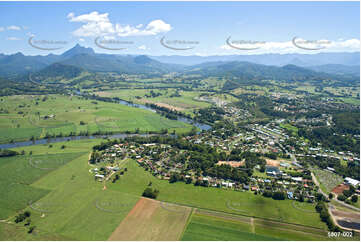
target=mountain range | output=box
[0,44,359,83]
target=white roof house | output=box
[345,177,360,187]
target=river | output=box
[0,95,211,149]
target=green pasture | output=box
[0,94,192,143]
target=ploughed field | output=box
[0,94,192,144]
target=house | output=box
[291,177,303,183]
[344,177,360,187]
[95,174,104,181]
[266,166,281,177]
[326,167,335,172]
[243,185,250,190]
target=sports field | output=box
[0,94,192,143]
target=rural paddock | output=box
[108,198,191,241]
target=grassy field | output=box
[109,198,191,241]
[107,159,326,229]
[0,152,85,219]
[0,94,192,143]
[0,139,139,240]
[181,211,277,241]
[312,168,344,194]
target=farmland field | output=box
[181,210,334,241]
[0,94,192,143]
[109,198,191,241]
[96,89,211,115]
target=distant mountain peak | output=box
[61,44,95,58]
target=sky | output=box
[0,1,359,56]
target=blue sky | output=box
[0,1,359,56]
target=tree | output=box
[316,193,325,202]
[351,195,358,203]
[28,226,36,234]
[142,187,159,199]
[272,191,286,200]
[337,194,346,201]
[61,145,66,149]
[328,193,334,199]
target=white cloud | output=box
[79,38,85,42]
[138,45,147,50]
[67,11,172,37]
[7,25,21,31]
[0,27,4,32]
[219,38,360,54]
[7,37,21,41]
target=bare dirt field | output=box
[331,184,350,195]
[266,159,280,167]
[108,198,191,241]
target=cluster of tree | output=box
[332,112,360,135]
[0,149,18,157]
[337,185,358,204]
[262,190,286,200]
[142,187,159,199]
[205,164,249,183]
[144,103,191,120]
[298,127,359,154]
[14,211,31,223]
[89,151,102,164]
[194,107,225,124]
[144,90,162,98]
[315,202,341,232]
[302,156,359,180]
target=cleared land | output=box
[96,89,211,115]
[109,198,191,241]
[312,168,344,194]
[0,94,192,143]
